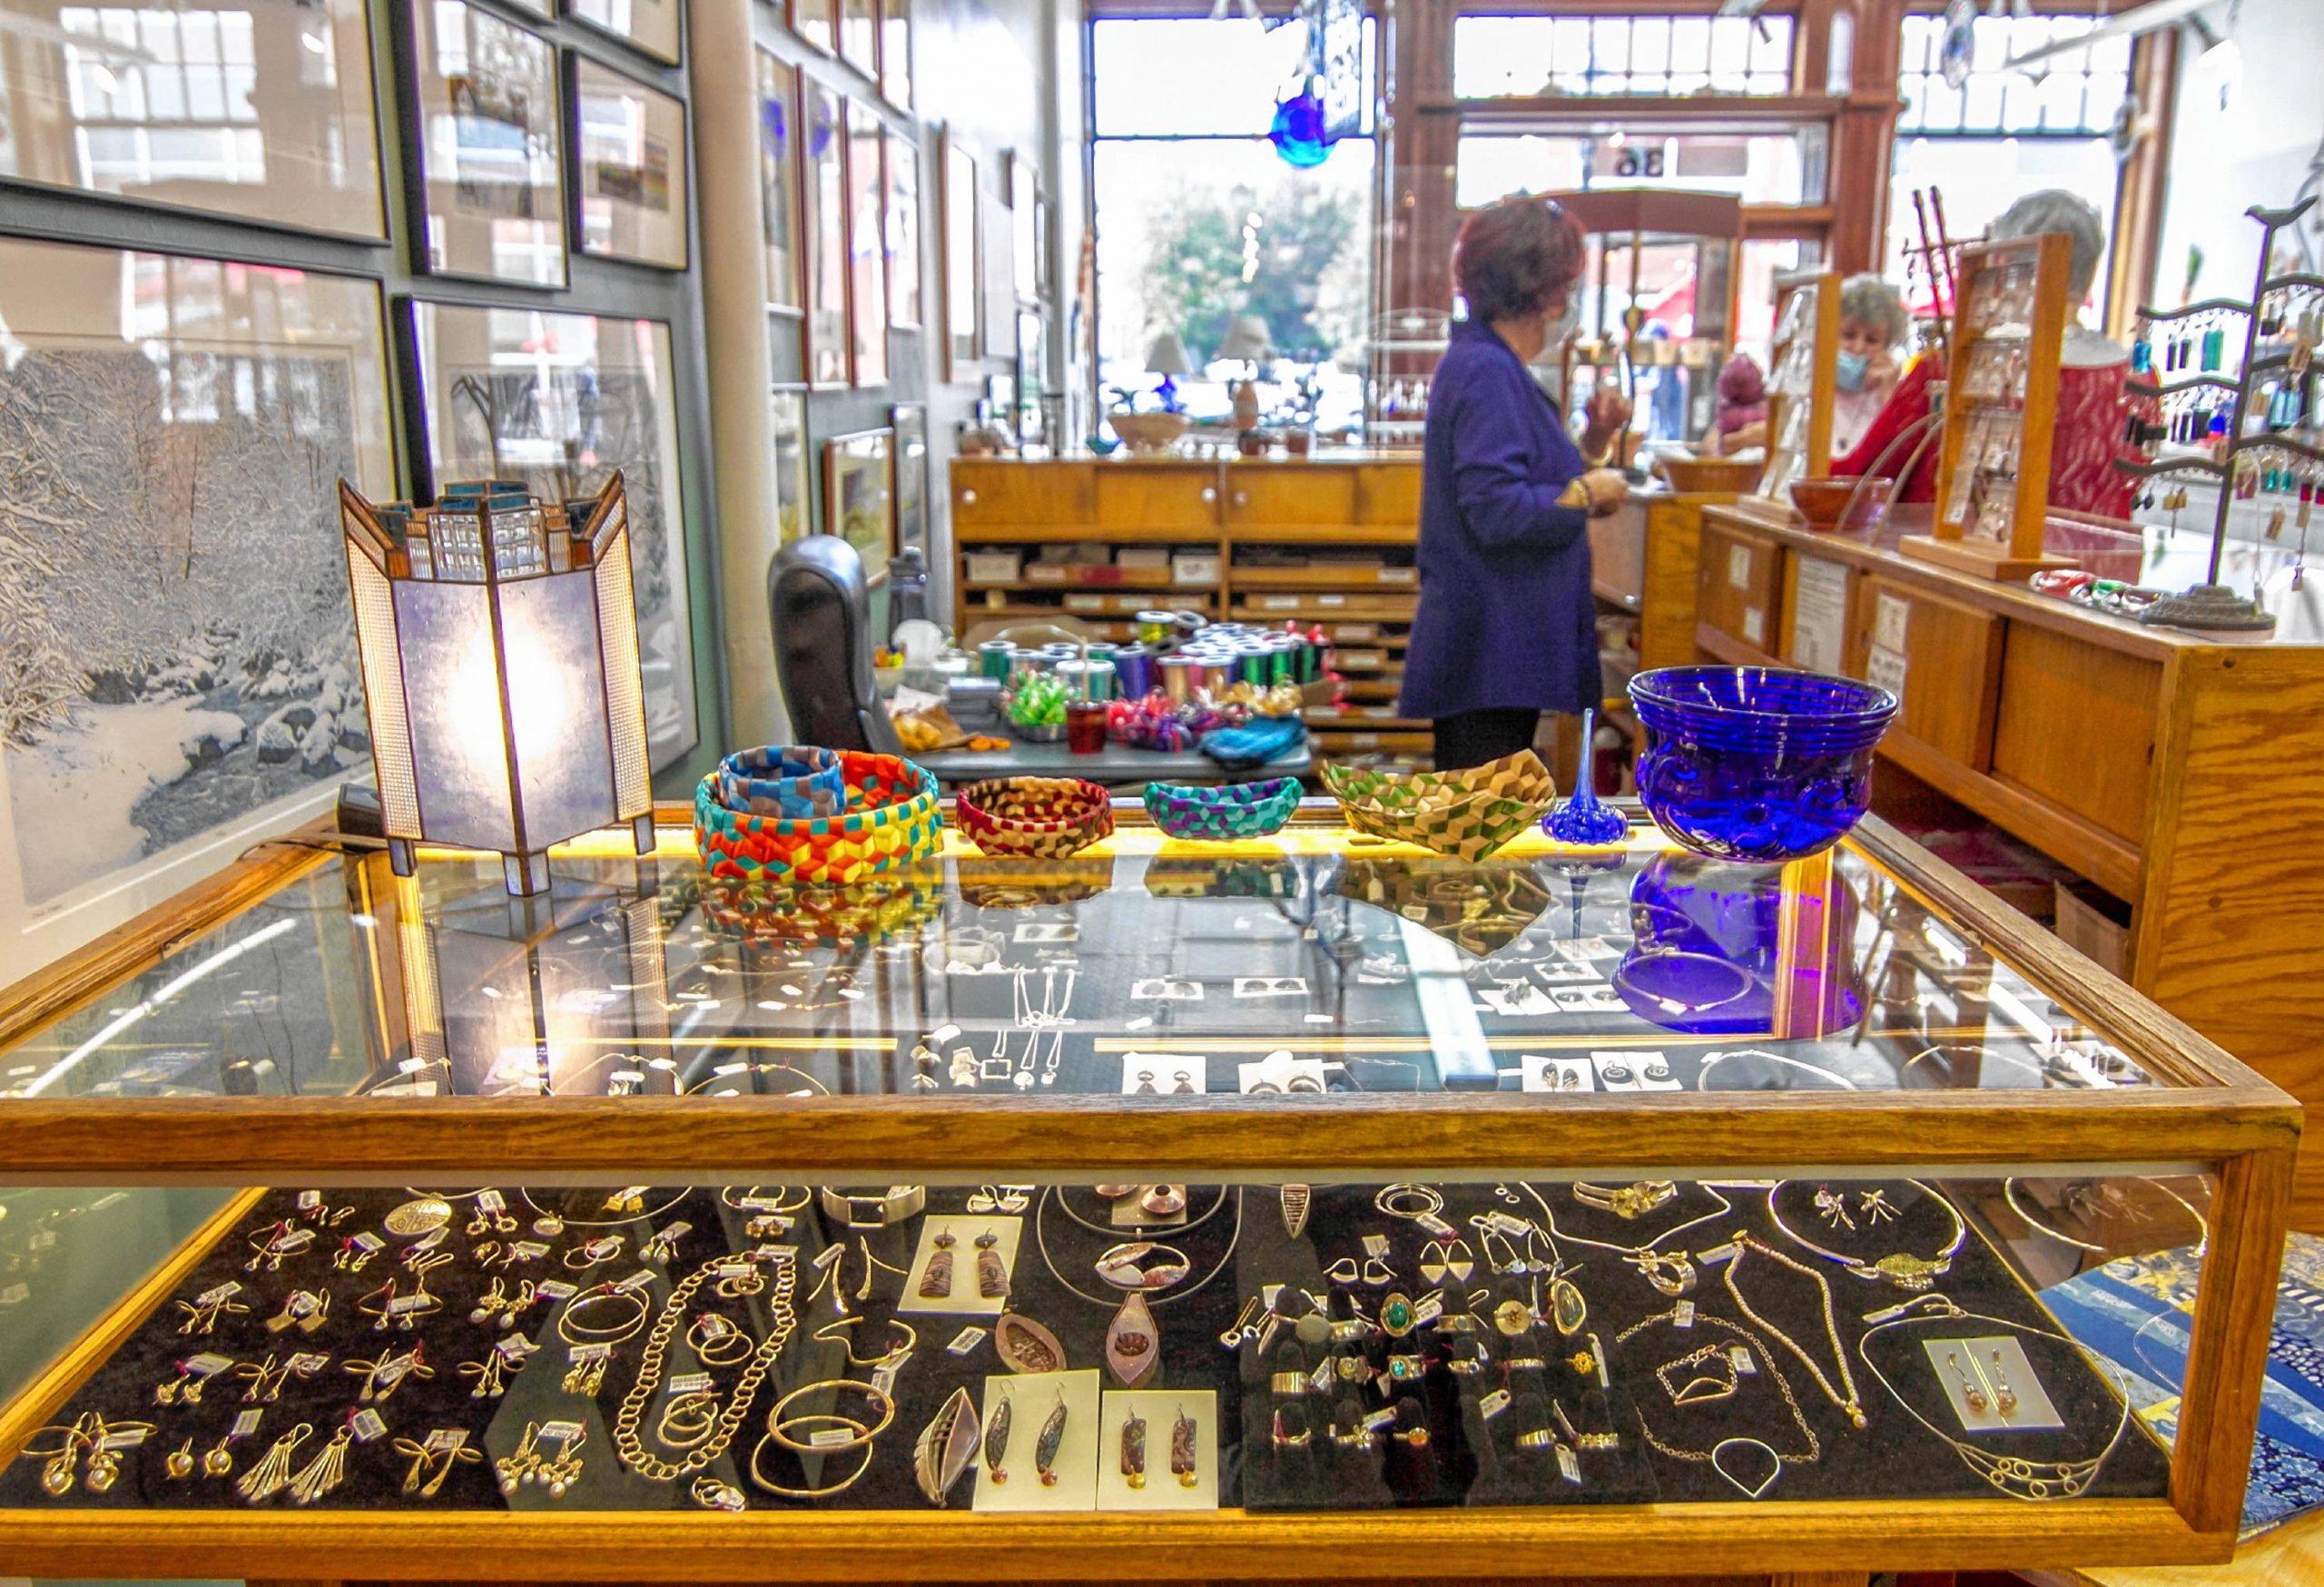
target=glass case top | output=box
[0,818,2164,1105]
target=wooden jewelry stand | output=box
[1901,232,2077,581]
[1759,268,1839,503]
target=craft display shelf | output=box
[1761,269,1841,504]
[0,805,2296,1583]
[1696,497,2324,1225]
[1904,234,2077,582]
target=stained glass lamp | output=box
[339,474,656,896]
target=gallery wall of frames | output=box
[0,0,1069,970]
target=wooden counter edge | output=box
[0,1496,2230,1581]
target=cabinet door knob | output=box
[961,488,978,504]
[1200,486,1216,503]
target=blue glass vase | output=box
[1627,666,1897,863]
[1268,91,1331,168]
[1543,707,1631,846]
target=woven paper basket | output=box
[694,749,941,883]
[1142,776,1303,842]
[956,777,1115,858]
[1318,749,1558,861]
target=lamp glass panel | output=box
[395,578,517,855]
[499,569,616,852]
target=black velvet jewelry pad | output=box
[0,1178,2171,1515]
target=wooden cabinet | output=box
[953,458,1094,531]
[1696,515,1784,661]
[1223,462,1357,528]
[1852,577,2004,769]
[1990,626,2159,845]
[1094,463,1220,532]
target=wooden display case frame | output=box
[1905,233,2078,581]
[0,808,2298,1582]
[1761,267,1840,503]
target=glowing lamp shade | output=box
[340,474,655,895]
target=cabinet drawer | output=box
[1354,463,1421,525]
[1848,577,2003,768]
[1095,464,1220,530]
[1991,623,2159,843]
[1225,465,1357,527]
[1696,520,1782,655]
[953,461,1094,529]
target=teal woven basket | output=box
[1142,776,1303,842]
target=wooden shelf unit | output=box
[953,458,1433,764]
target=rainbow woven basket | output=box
[1142,776,1303,842]
[694,748,941,883]
[955,777,1114,858]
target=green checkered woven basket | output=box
[1318,749,1558,861]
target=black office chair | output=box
[769,536,904,755]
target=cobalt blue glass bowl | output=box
[1627,666,1898,863]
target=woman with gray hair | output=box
[1832,188,2142,518]
[1832,272,1912,455]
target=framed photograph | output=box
[885,131,923,330]
[846,99,889,388]
[571,55,689,271]
[773,385,812,544]
[822,428,896,584]
[0,0,387,241]
[880,0,913,110]
[0,237,393,963]
[758,51,803,314]
[788,0,836,55]
[568,0,681,66]
[891,403,929,547]
[942,133,980,380]
[803,81,850,389]
[405,0,566,287]
[402,300,699,769]
[1010,153,1039,304]
[840,0,878,80]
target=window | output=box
[1886,15,2132,313]
[1455,126,1822,210]
[60,7,271,193]
[1090,18,1379,429]
[1453,15,1795,101]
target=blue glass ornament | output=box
[1268,89,1331,169]
[1542,708,1630,846]
[2130,339,2152,376]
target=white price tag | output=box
[510,1241,550,1263]
[350,1409,388,1443]
[1866,644,1908,700]
[537,1420,586,1442]
[1741,606,1765,646]
[537,1279,577,1300]
[1728,544,1752,590]
[809,1426,856,1448]
[1673,1300,1696,1329]
[614,1269,658,1294]
[350,1232,385,1256]
[1360,1406,1399,1433]
[1480,1388,1512,1422]
[1729,1345,1758,1376]
[231,1409,263,1438]
[478,1189,507,1214]
[297,1190,323,1212]
[286,1352,329,1374]
[1874,591,1910,652]
[183,1353,234,1377]
[100,1425,149,1450]
[1412,1294,1444,1326]
[945,1326,988,1355]
[870,1361,901,1398]
[1361,1234,1390,1257]
[669,1373,714,1395]
[568,1343,612,1365]
[195,1281,243,1307]
[424,1428,468,1453]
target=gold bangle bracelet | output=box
[817,1186,926,1228]
[812,1316,919,1367]
[556,1286,650,1346]
[767,1379,895,1452]
[750,1422,873,1498]
[688,1316,756,1367]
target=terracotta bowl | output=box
[1659,456,1763,494]
[1790,476,1895,532]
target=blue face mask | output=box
[1835,350,1871,392]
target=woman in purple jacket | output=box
[1399,196,1630,770]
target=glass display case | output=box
[0,803,2293,1581]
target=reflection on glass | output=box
[408,0,566,287]
[0,830,2162,1103]
[0,0,385,238]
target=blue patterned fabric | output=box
[2044,1231,2324,1539]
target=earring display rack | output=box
[2116,197,2324,632]
[1901,233,2077,582]
[1760,269,1839,505]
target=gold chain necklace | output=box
[611,1255,796,1482]
[1722,1235,1866,1429]
[1612,1306,1820,1467]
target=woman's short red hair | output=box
[1454,196,1588,324]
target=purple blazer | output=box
[1397,320,1601,722]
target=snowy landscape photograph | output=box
[0,242,393,918]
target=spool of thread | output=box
[1054,658,1092,700]
[1113,645,1154,700]
[1159,655,1195,703]
[1135,609,1177,646]
[1237,645,1271,688]
[1200,660,1234,696]
[1265,636,1294,686]
[979,640,1015,680]
[1174,611,1206,637]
